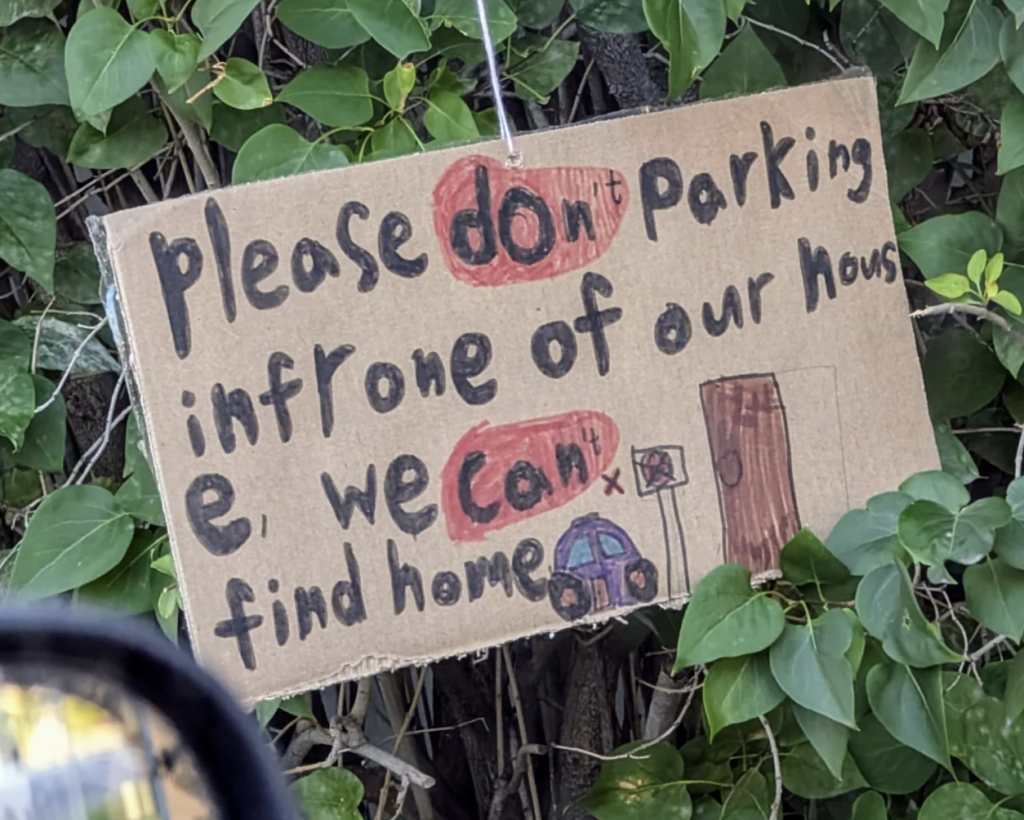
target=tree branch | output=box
[910,302,1011,331]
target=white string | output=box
[473,0,519,162]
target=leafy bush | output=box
[4,0,1024,817]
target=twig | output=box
[170,112,221,189]
[34,319,109,414]
[487,744,549,820]
[495,648,505,778]
[743,17,846,71]
[759,716,782,820]
[375,671,428,820]
[130,169,159,204]
[1016,426,1024,479]
[910,302,1012,331]
[72,370,127,485]
[970,635,1009,662]
[954,427,1021,435]
[30,298,56,373]
[568,58,595,123]
[503,645,542,820]
[553,671,702,761]
[349,678,371,725]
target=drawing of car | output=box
[548,513,658,621]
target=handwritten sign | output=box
[90,77,938,701]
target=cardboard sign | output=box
[90,76,938,702]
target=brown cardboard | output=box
[90,76,938,702]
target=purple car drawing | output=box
[548,513,659,621]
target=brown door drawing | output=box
[700,373,800,574]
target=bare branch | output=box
[911,302,1012,331]
[34,319,110,414]
[759,716,782,820]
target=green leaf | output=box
[922,327,1006,420]
[435,0,518,41]
[149,30,200,94]
[779,528,850,587]
[867,661,950,769]
[920,783,1024,820]
[277,64,374,127]
[156,585,181,620]
[6,375,66,473]
[78,530,166,614]
[721,768,769,820]
[12,315,119,375]
[1007,651,1024,723]
[156,595,179,643]
[3,105,79,159]
[584,742,691,820]
[884,127,934,201]
[292,767,365,820]
[154,70,214,130]
[1003,92,1024,175]
[946,671,1024,794]
[848,712,938,793]
[424,89,479,143]
[998,478,1024,570]
[127,0,161,18]
[65,7,155,121]
[769,610,856,728]
[116,457,165,526]
[280,693,316,720]
[0,320,32,370]
[0,19,70,107]
[192,0,262,61]
[693,798,722,820]
[850,792,886,820]
[643,0,725,98]
[1008,0,1024,28]
[855,562,962,667]
[924,272,970,299]
[825,491,913,575]
[933,423,979,484]
[232,124,349,184]
[67,97,168,170]
[53,244,102,305]
[964,557,1024,639]
[0,0,62,27]
[792,704,850,781]
[1003,13,1024,96]
[0,362,34,452]
[9,485,134,599]
[383,62,416,111]
[703,652,785,737]
[779,742,866,800]
[899,496,1010,583]
[698,26,786,100]
[276,0,371,49]
[877,0,947,45]
[898,0,1003,105]
[508,0,564,27]
[570,0,648,33]
[347,0,430,58]
[151,553,175,578]
[995,321,1024,379]
[997,290,1024,315]
[0,169,55,292]
[841,0,918,74]
[673,564,785,670]
[0,132,13,170]
[900,212,1004,278]
[900,468,971,508]
[507,38,580,101]
[213,58,273,110]
[370,116,421,159]
[210,103,285,152]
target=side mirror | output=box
[0,606,293,820]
